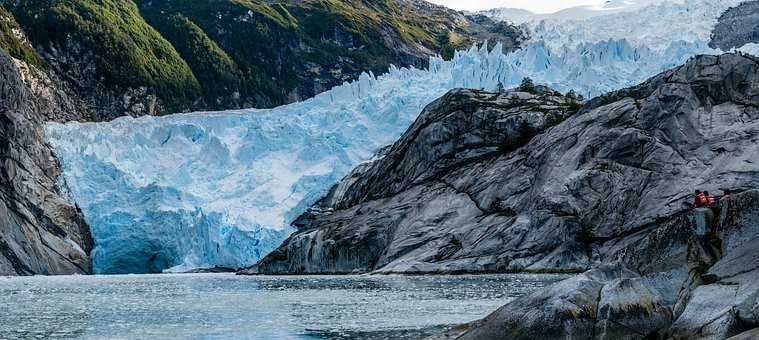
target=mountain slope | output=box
[247,52,759,275]
[3,0,524,119]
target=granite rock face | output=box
[450,190,759,340]
[0,48,93,275]
[710,1,759,51]
[247,53,759,276]
[246,86,584,274]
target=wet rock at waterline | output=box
[449,191,759,339]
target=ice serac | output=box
[47,0,737,274]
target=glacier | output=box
[46,0,745,274]
[480,0,667,24]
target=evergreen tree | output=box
[519,77,534,92]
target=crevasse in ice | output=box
[46,0,739,274]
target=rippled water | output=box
[0,273,567,339]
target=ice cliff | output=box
[46,0,746,273]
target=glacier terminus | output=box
[46,0,750,273]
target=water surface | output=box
[0,273,567,339]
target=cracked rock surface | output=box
[245,85,584,274]
[710,1,759,51]
[448,190,759,339]
[246,53,759,276]
[0,49,93,275]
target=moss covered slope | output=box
[3,0,522,118]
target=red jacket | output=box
[695,193,707,207]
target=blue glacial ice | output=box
[46,0,741,273]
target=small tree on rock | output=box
[519,77,535,92]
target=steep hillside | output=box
[0,12,93,275]
[3,0,523,119]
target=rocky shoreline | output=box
[0,47,93,275]
[441,190,759,339]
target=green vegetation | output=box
[144,13,244,104]
[0,6,45,68]
[519,77,535,92]
[135,0,478,109]
[12,0,201,111]
[5,0,496,114]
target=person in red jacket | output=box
[704,191,717,205]
[694,190,707,207]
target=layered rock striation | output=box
[0,48,93,275]
[448,190,759,339]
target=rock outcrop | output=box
[710,1,759,51]
[0,46,93,275]
[245,85,584,274]
[246,53,759,276]
[447,190,759,339]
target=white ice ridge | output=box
[47,0,732,274]
[488,0,742,51]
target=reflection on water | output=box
[0,273,568,339]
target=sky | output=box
[427,0,607,13]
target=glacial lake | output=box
[0,273,567,339]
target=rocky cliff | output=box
[710,0,759,51]
[246,52,759,277]
[0,47,93,275]
[245,51,759,338]
[245,85,585,274]
[446,190,759,339]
